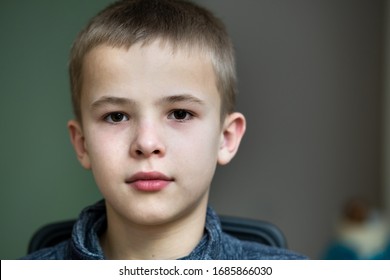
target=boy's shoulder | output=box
[188,207,307,260]
[220,232,307,260]
[21,240,69,260]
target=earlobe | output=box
[217,112,246,165]
[67,120,91,169]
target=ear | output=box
[217,112,246,165]
[67,120,91,169]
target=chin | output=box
[129,210,182,227]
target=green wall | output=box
[0,0,113,259]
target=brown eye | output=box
[173,110,188,119]
[105,112,129,123]
[168,109,193,121]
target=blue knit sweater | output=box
[22,201,306,260]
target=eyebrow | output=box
[91,96,136,109]
[159,94,205,106]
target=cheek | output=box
[85,129,129,173]
[175,134,219,198]
[170,123,221,169]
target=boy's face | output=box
[68,41,245,226]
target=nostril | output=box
[132,147,163,157]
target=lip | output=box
[126,171,173,192]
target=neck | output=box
[100,203,207,260]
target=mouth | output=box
[125,171,174,192]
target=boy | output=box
[24,0,305,259]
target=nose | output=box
[130,121,166,158]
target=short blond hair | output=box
[69,0,237,121]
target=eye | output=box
[104,112,129,123]
[168,109,194,121]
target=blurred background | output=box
[0,0,388,259]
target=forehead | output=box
[80,41,221,108]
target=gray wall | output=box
[0,0,384,259]
[383,0,390,223]
[201,0,384,258]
